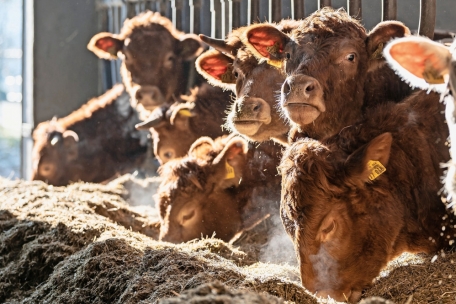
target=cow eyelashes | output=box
[321,220,335,234]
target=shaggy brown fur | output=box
[32,84,149,186]
[88,12,204,114]
[136,83,231,164]
[279,90,454,302]
[156,135,282,243]
[196,20,300,145]
[242,8,412,141]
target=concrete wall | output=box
[34,0,100,125]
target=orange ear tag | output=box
[178,109,193,117]
[225,161,235,179]
[367,160,386,181]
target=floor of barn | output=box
[1,176,455,304]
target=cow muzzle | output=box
[281,75,325,126]
[231,97,271,136]
[135,85,166,110]
[315,289,361,303]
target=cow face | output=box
[32,129,79,186]
[88,12,203,111]
[136,103,201,164]
[197,48,289,144]
[243,8,409,138]
[156,136,249,243]
[279,133,401,302]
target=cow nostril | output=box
[136,91,143,100]
[282,81,291,95]
[253,104,260,112]
[306,84,315,92]
[164,151,173,159]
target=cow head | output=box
[196,21,299,145]
[242,8,409,138]
[32,120,80,186]
[88,12,203,111]
[136,102,203,164]
[156,136,252,243]
[279,133,400,302]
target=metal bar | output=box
[220,0,226,38]
[382,0,397,21]
[230,0,241,30]
[22,0,34,180]
[269,0,281,22]
[190,0,195,33]
[145,0,155,10]
[126,1,137,18]
[348,0,361,20]
[248,0,259,24]
[171,0,183,30]
[210,0,216,37]
[292,0,305,20]
[318,0,331,8]
[418,0,436,39]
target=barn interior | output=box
[1,0,456,303]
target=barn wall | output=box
[33,0,100,125]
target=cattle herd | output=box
[29,7,456,303]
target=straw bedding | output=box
[1,177,455,304]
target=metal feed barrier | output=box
[95,0,437,90]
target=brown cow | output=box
[32,84,150,186]
[88,11,204,114]
[383,36,456,214]
[195,20,300,145]
[279,90,453,302]
[135,83,231,164]
[242,8,412,140]
[156,135,282,243]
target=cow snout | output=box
[135,85,166,110]
[231,97,271,136]
[281,75,324,126]
[315,289,360,303]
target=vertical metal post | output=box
[210,0,216,37]
[171,0,183,30]
[382,0,397,21]
[22,0,34,180]
[348,0,361,20]
[126,1,137,18]
[292,0,305,20]
[220,0,226,38]
[248,0,259,24]
[190,0,202,34]
[145,0,155,10]
[418,0,436,39]
[269,0,281,23]
[318,0,331,8]
[229,0,241,32]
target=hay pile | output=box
[1,177,455,304]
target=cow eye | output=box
[346,53,356,62]
[286,53,291,59]
[234,71,239,78]
[322,221,335,234]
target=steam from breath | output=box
[259,213,298,266]
[309,245,339,291]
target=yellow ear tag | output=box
[367,160,386,181]
[225,161,235,179]
[178,109,193,117]
[267,59,283,68]
[370,42,384,60]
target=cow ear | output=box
[242,24,289,61]
[188,137,215,160]
[346,132,392,184]
[63,130,79,161]
[213,137,248,186]
[366,21,410,71]
[178,34,204,61]
[88,32,124,60]
[383,36,451,92]
[196,50,236,89]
